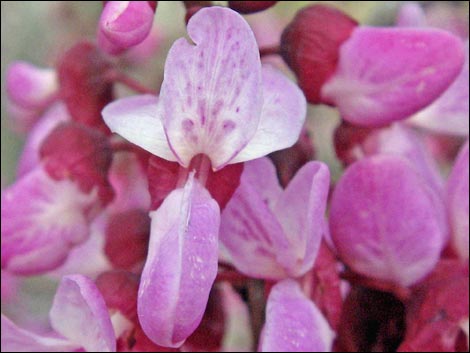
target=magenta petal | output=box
[17,103,71,178]
[49,275,116,352]
[329,155,447,287]
[137,174,220,348]
[409,40,469,136]
[322,27,465,127]
[447,141,469,260]
[230,65,306,163]
[1,168,98,275]
[99,1,154,49]
[273,161,330,277]
[102,94,176,162]
[160,7,262,169]
[220,158,289,280]
[260,279,334,352]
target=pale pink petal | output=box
[17,103,71,178]
[322,27,465,127]
[360,123,444,194]
[107,151,151,213]
[49,214,112,279]
[6,61,57,110]
[329,155,447,287]
[160,7,262,169]
[219,158,290,280]
[138,174,220,347]
[409,40,469,136]
[396,2,427,28]
[1,314,79,352]
[230,65,306,163]
[1,168,99,275]
[273,162,330,277]
[447,141,469,261]
[102,94,176,161]
[99,1,154,53]
[49,275,116,352]
[260,279,334,352]
[220,283,253,352]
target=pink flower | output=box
[98,1,156,55]
[329,155,448,287]
[260,279,334,352]
[1,275,116,352]
[220,157,330,280]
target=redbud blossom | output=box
[228,1,277,14]
[260,279,335,352]
[330,155,447,287]
[98,1,156,55]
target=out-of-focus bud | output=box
[329,155,448,287]
[39,122,114,205]
[280,4,358,104]
[6,61,59,132]
[228,1,277,14]
[98,1,156,55]
[446,141,469,261]
[183,1,212,24]
[57,42,113,134]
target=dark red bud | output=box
[57,41,114,134]
[334,121,374,166]
[104,209,150,271]
[228,1,277,14]
[183,1,212,24]
[39,121,114,205]
[281,5,358,104]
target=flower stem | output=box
[259,45,281,57]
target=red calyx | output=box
[334,121,375,167]
[104,209,150,272]
[280,4,358,104]
[57,41,114,134]
[228,1,277,14]
[147,155,244,211]
[39,121,114,205]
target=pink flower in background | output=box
[1,275,116,352]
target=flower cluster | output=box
[1,2,469,352]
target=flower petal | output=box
[273,161,330,277]
[322,27,465,126]
[138,173,220,348]
[160,7,262,169]
[1,315,78,353]
[49,275,116,352]
[102,94,176,161]
[447,141,469,261]
[409,40,469,136]
[260,279,334,352]
[1,168,98,275]
[219,158,289,280]
[329,155,447,287]
[230,65,306,163]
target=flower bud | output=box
[228,1,277,14]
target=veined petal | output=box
[160,7,262,169]
[409,40,469,136]
[49,275,116,352]
[230,65,306,163]
[260,279,334,352]
[322,27,465,127]
[273,162,330,277]
[1,315,78,353]
[1,168,98,275]
[219,158,290,280]
[102,94,176,161]
[138,173,220,347]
